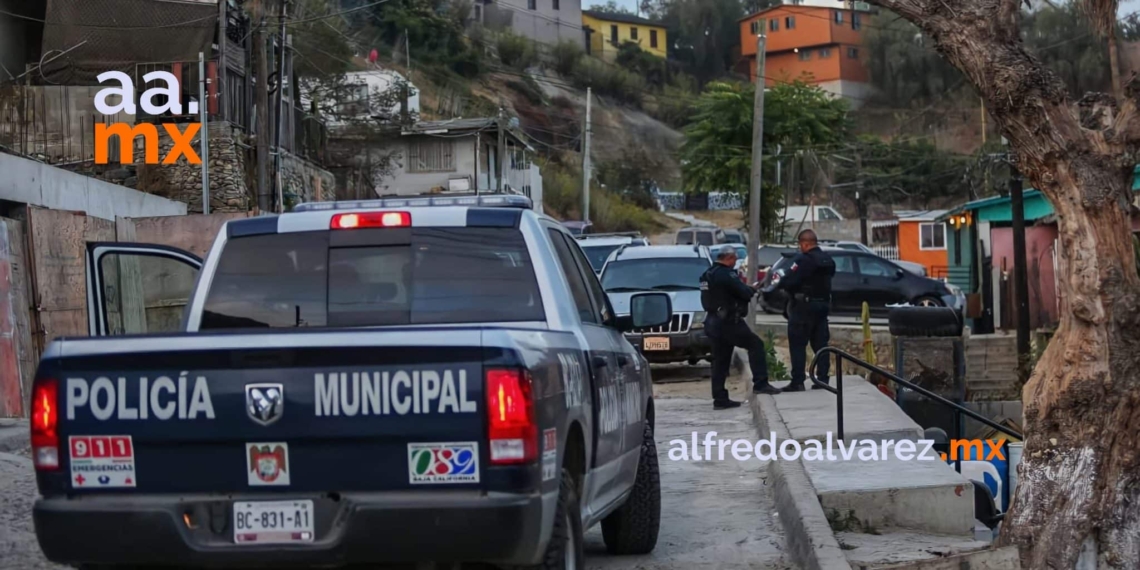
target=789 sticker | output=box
[69,435,137,488]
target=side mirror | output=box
[618,292,672,332]
[895,268,906,279]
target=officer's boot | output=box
[782,382,806,392]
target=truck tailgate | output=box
[37,329,496,495]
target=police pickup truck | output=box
[30,195,668,570]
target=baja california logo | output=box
[407,442,479,484]
[246,442,291,486]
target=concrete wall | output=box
[0,153,187,221]
[486,0,583,48]
[380,136,478,195]
[282,152,337,207]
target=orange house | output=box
[897,211,950,278]
[738,4,874,105]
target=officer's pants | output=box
[789,300,831,386]
[706,316,770,401]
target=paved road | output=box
[586,363,789,570]
[0,365,787,570]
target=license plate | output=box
[233,500,315,544]
[643,337,670,351]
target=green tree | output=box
[834,136,972,208]
[645,0,745,82]
[587,0,634,14]
[369,0,483,77]
[680,80,849,238]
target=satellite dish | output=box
[509,117,520,129]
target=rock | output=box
[123,176,138,188]
[106,168,131,181]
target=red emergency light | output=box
[330,211,411,229]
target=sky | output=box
[586,0,1140,20]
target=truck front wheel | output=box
[600,422,661,554]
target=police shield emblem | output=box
[245,383,284,426]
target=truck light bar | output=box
[293,194,533,212]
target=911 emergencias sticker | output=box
[69,436,136,488]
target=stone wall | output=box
[282,152,337,208]
[135,121,249,213]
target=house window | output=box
[852,12,861,30]
[650,29,658,48]
[834,10,843,24]
[611,25,618,44]
[847,47,859,59]
[630,27,638,40]
[527,0,535,9]
[819,47,831,58]
[553,0,559,9]
[750,20,759,35]
[407,139,455,173]
[920,222,947,250]
[769,19,778,31]
[798,49,810,61]
[785,16,795,29]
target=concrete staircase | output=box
[736,351,1020,569]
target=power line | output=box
[0,7,215,29]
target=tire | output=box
[601,422,661,555]
[527,468,584,570]
[888,305,963,337]
[913,295,944,308]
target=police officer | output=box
[700,245,782,410]
[774,229,836,391]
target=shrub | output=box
[571,57,645,106]
[588,186,661,233]
[551,40,584,76]
[497,32,537,69]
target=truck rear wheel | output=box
[527,467,583,570]
[600,422,661,555]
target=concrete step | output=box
[766,376,923,444]
[840,531,1019,569]
[809,452,977,536]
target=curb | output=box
[736,348,853,570]
[0,419,28,454]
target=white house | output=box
[303,68,420,126]
[378,118,543,212]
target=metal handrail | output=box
[807,346,1024,443]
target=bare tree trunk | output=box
[1109,26,1123,102]
[866,0,1140,567]
[255,19,271,212]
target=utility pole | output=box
[271,0,288,212]
[582,87,592,223]
[747,33,766,332]
[855,148,867,245]
[218,0,227,123]
[497,106,506,193]
[198,52,210,215]
[405,30,412,73]
[1009,161,1031,380]
[255,11,271,212]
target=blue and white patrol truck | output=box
[29,195,667,569]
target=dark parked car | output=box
[722,229,747,245]
[759,248,964,316]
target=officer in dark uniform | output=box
[700,245,782,410]
[774,229,836,391]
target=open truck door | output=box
[85,243,203,336]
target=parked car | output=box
[675,226,726,246]
[600,245,713,365]
[577,233,648,274]
[820,239,927,276]
[759,248,964,316]
[722,229,747,245]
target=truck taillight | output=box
[330,211,410,229]
[485,368,536,465]
[31,379,59,470]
